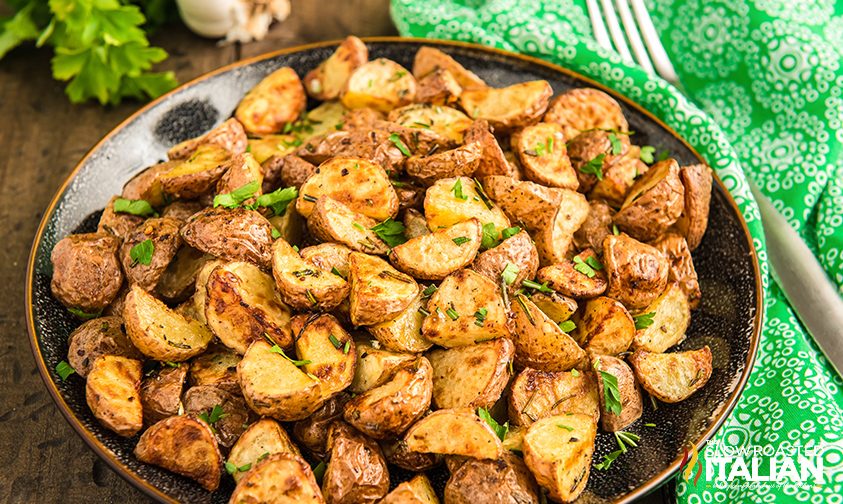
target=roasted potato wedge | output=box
[50,233,124,312]
[167,117,248,161]
[271,239,350,311]
[323,421,390,504]
[304,35,368,100]
[181,207,274,268]
[522,414,596,502]
[388,103,473,143]
[653,233,701,308]
[532,189,590,266]
[422,269,509,348]
[515,122,577,189]
[603,233,669,310]
[543,88,628,139]
[188,344,241,394]
[580,296,635,356]
[380,438,441,472]
[296,157,399,220]
[465,119,512,177]
[460,80,552,132]
[86,355,143,437]
[134,415,222,491]
[389,218,481,280]
[537,248,607,299]
[593,355,643,432]
[264,154,317,191]
[574,200,615,252]
[471,229,538,291]
[589,146,649,207]
[159,145,231,199]
[412,46,486,91]
[238,339,324,420]
[190,259,224,324]
[445,451,540,504]
[229,453,322,503]
[673,163,713,250]
[215,152,264,202]
[508,368,599,426]
[184,384,252,448]
[428,338,514,409]
[424,176,510,232]
[155,247,211,304]
[406,142,481,185]
[631,283,691,353]
[415,68,462,105]
[480,176,565,232]
[351,341,417,393]
[67,316,142,378]
[404,408,503,459]
[341,58,417,112]
[307,197,391,255]
[349,252,419,326]
[566,129,629,194]
[629,347,713,403]
[509,294,586,372]
[97,195,144,240]
[119,217,183,291]
[140,362,188,424]
[614,158,685,242]
[236,67,306,135]
[292,394,349,458]
[383,474,438,504]
[529,292,578,325]
[300,242,352,279]
[122,161,175,208]
[367,287,432,353]
[123,286,213,361]
[295,314,356,399]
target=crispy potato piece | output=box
[86,355,143,437]
[530,292,578,325]
[135,415,222,491]
[351,341,417,393]
[465,120,512,177]
[300,242,352,279]
[544,88,628,139]
[406,142,481,186]
[590,146,649,207]
[522,414,595,502]
[445,452,540,504]
[98,195,144,240]
[537,248,607,299]
[159,145,231,199]
[390,218,481,280]
[471,229,538,291]
[603,233,669,310]
[480,176,565,231]
[395,182,426,212]
[123,286,212,361]
[323,422,390,504]
[428,338,514,409]
[304,35,368,100]
[191,259,224,324]
[307,197,390,255]
[533,190,590,266]
[67,316,142,377]
[514,122,577,190]
[140,362,188,424]
[188,344,241,394]
[181,207,274,268]
[383,474,439,504]
[161,201,203,222]
[593,355,642,432]
[268,205,305,245]
[122,161,175,207]
[215,152,264,202]
[614,159,685,241]
[566,129,629,191]
[380,438,441,472]
[412,46,486,91]
[205,261,292,354]
[292,394,349,458]
[156,247,211,304]
[502,426,526,453]
[236,67,306,135]
[119,217,182,291]
[229,452,322,503]
[574,200,615,252]
[263,154,317,191]
[403,208,430,239]
[673,163,713,250]
[415,68,462,105]
[422,269,508,348]
[184,385,252,448]
[509,294,586,372]
[580,296,635,356]
[167,118,248,161]
[424,176,510,232]
[508,368,599,426]
[461,80,552,132]
[631,283,691,353]
[271,239,350,311]
[344,357,433,439]
[296,314,356,399]
[238,340,323,421]
[247,134,300,165]
[349,252,419,326]
[653,233,701,308]
[368,288,432,353]
[629,347,713,403]
[388,103,473,143]
[404,408,503,459]
[341,58,416,112]
[296,157,399,220]
[50,233,124,312]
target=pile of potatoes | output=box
[50,37,714,503]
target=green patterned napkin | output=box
[391,0,843,501]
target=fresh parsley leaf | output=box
[477,407,508,441]
[580,154,605,180]
[585,255,603,270]
[608,132,623,155]
[0,4,40,60]
[451,179,467,200]
[256,186,298,216]
[633,312,656,330]
[573,256,602,278]
[388,133,411,156]
[501,262,519,285]
[657,149,670,161]
[371,218,407,248]
[595,449,625,470]
[522,279,554,293]
[501,226,521,240]
[55,360,75,381]
[213,180,260,209]
[130,239,154,266]
[67,307,101,320]
[481,222,499,250]
[559,320,577,333]
[594,361,623,415]
[389,70,407,82]
[113,197,155,216]
[198,404,227,425]
[270,345,312,367]
[644,423,657,428]
[452,236,471,246]
[612,224,620,236]
[639,145,656,164]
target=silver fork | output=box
[588,0,843,374]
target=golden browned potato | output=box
[428,338,514,409]
[574,200,615,252]
[341,58,417,112]
[673,163,713,250]
[589,146,649,207]
[167,117,248,161]
[593,355,643,432]
[480,176,565,232]
[271,239,350,311]
[603,233,669,310]
[390,218,482,280]
[465,120,512,178]
[238,340,323,421]
[343,357,433,439]
[296,129,414,174]
[123,286,213,361]
[424,177,511,232]
[631,283,691,353]
[653,233,701,308]
[460,80,552,133]
[122,160,175,208]
[509,294,586,372]
[543,88,628,139]
[184,384,252,448]
[415,68,462,105]
[215,153,264,202]
[292,394,349,458]
[86,355,143,437]
[50,233,124,312]
[532,189,590,266]
[267,202,304,246]
[529,292,578,325]
[508,368,599,426]
[295,314,356,399]
[406,142,481,186]
[629,346,713,403]
[155,247,211,304]
[383,474,439,504]
[444,451,540,504]
[306,197,391,255]
[188,344,241,394]
[134,415,223,491]
[380,438,441,472]
[614,158,685,241]
[323,422,390,504]
[300,242,352,279]
[263,154,317,191]
[522,414,596,502]
[367,288,432,353]
[422,269,508,348]
[580,296,635,356]
[97,196,144,240]
[304,35,368,100]
[119,217,183,291]
[566,129,630,193]
[471,229,538,291]
[159,145,231,199]
[388,103,473,143]
[181,206,275,268]
[204,261,292,354]
[248,134,300,167]
[514,122,577,190]
[140,362,188,424]
[403,208,430,239]
[536,248,608,299]
[190,259,224,324]
[229,453,323,503]
[236,67,306,135]
[67,316,142,377]
[351,341,417,393]
[412,46,487,91]
[349,252,419,326]
[404,408,503,459]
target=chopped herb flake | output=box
[477,407,508,441]
[639,145,656,164]
[130,239,154,266]
[214,181,260,209]
[270,345,312,366]
[451,179,467,200]
[501,226,521,240]
[501,263,520,285]
[256,186,298,216]
[452,236,471,246]
[608,133,623,155]
[522,279,554,293]
[633,312,656,330]
[198,404,227,425]
[113,198,156,217]
[481,222,500,250]
[559,320,577,333]
[388,133,411,156]
[580,154,605,180]
[371,218,407,247]
[56,361,75,381]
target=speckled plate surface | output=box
[25,38,762,503]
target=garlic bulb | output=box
[176,0,291,42]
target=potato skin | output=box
[509,294,586,372]
[296,314,357,399]
[155,246,210,304]
[406,142,481,186]
[445,452,540,504]
[167,117,248,161]
[603,233,669,310]
[271,239,350,312]
[265,154,317,190]
[161,201,203,222]
[574,200,615,252]
[307,197,391,255]
[673,163,713,250]
[614,158,685,242]
[566,129,628,193]
[380,438,441,472]
[508,368,599,426]
[351,342,416,394]
[227,418,302,483]
[465,120,512,178]
[480,176,565,232]
[215,152,263,202]
[631,283,691,353]
[415,68,462,105]
[590,146,649,207]
[460,80,552,133]
[403,408,503,460]
[85,355,143,437]
[183,384,253,449]
[544,87,628,140]
[580,296,635,356]
[653,233,701,309]
[67,316,142,377]
[292,393,349,458]
[323,422,390,504]
[522,414,596,502]
[629,346,713,403]
[188,344,241,394]
[428,338,514,410]
[471,229,538,291]
[593,355,643,432]
[97,196,144,240]
[349,252,418,326]
[159,145,232,200]
[367,288,432,353]
[236,67,306,135]
[533,189,590,266]
[229,452,323,503]
[50,233,123,311]
[412,46,487,91]
[181,207,274,268]
[119,217,183,291]
[122,161,174,207]
[140,362,188,424]
[341,58,417,113]
[304,35,368,100]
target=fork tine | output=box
[598,0,634,63]
[614,0,655,73]
[629,0,681,85]
[586,0,614,52]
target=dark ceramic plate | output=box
[26,38,762,503]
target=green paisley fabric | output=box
[390,0,843,502]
